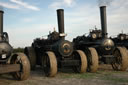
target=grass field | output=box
[0,65,128,85]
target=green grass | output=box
[60,72,98,79]
[102,75,128,83]
[59,70,128,83]
[98,70,128,83]
[98,70,128,74]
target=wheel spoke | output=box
[11,53,30,80]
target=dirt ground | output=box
[0,65,128,85]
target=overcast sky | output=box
[0,0,128,48]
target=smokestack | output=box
[0,10,3,34]
[100,6,107,38]
[57,9,65,39]
[0,10,3,41]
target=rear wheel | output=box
[11,53,30,80]
[72,50,87,73]
[42,51,57,77]
[112,47,128,71]
[88,47,99,72]
[24,47,36,70]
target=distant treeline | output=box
[13,47,24,53]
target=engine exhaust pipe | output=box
[57,9,65,40]
[100,6,108,38]
[0,10,3,41]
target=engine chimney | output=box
[57,9,65,40]
[0,10,3,41]
[100,6,107,38]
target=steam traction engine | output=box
[73,6,128,72]
[0,10,30,80]
[24,9,87,77]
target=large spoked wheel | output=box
[87,47,99,72]
[72,50,87,73]
[11,53,30,80]
[42,51,57,77]
[24,47,36,70]
[112,47,128,71]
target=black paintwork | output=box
[29,9,80,67]
[112,33,128,49]
[0,10,13,63]
[73,6,115,64]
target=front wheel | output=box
[112,47,128,71]
[42,51,57,77]
[72,50,87,73]
[87,47,99,72]
[11,53,30,80]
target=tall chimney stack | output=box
[57,9,65,40]
[100,6,107,38]
[0,10,3,41]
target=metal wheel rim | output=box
[112,49,122,70]
[43,54,50,76]
[42,51,57,77]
